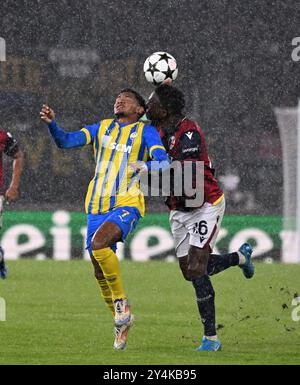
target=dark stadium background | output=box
[1,0,300,215]
[2,2,300,366]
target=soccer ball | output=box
[143,52,178,85]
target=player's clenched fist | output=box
[40,104,55,124]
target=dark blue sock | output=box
[192,275,216,337]
[207,252,239,276]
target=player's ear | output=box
[161,107,169,118]
[136,106,145,115]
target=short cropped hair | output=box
[155,84,185,115]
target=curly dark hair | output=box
[155,84,185,115]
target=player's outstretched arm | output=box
[5,149,23,203]
[40,104,88,149]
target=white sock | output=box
[237,251,246,265]
[206,335,218,341]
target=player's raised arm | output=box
[40,104,89,149]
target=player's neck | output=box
[116,116,139,125]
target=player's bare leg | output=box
[91,221,134,350]
[186,244,221,351]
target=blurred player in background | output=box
[146,84,255,352]
[0,129,23,279]
[40,89,169,350]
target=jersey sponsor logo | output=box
[182,146,198,153]
[185,131,193,140]
[109,142,132,153]
[101,135,132,153]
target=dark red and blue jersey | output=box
[158,117,224,211]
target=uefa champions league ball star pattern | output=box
[143,52,178,85]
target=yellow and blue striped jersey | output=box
[79,119,167,216]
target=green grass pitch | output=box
[0,260,299,365]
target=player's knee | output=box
[91,239,100,250]
[188,265,206,278]
[91,222,122,250]
[179,257,192,281]
[187,246,209,278]
[181,269,192,281]
[91,236,108,250]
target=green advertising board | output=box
[0,211,282,262]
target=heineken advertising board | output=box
[0,211,283,262]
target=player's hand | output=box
[5,186,19,203]
[128,161,148,173]
[40,104,55,124]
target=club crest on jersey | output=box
[130,132,138,140]
[169,135,175,150]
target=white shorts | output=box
[169,196,225,258]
